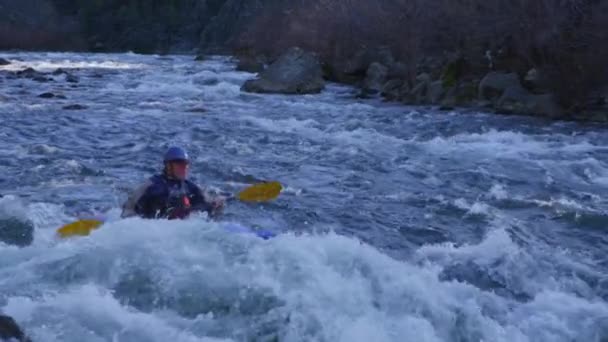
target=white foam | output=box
[422,129,604,158]
[489,184,509,200]
[0,219,605,341]
[0,59,146,72]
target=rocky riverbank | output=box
[237,47,608,122]
[1,0,607,121]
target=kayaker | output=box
[121,147,225,220]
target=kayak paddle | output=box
[56,181,283,238]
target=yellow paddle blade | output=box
[57,219,103,238]
[237,181,282,202]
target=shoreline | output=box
[1,48,607,124]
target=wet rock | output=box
[441,80,479,108]
[0,217,34,247]
[404,73,431,104]
[63,104,88,110]
[53,68,78,83]
[496,86,563,118]
[381,79,405,101]
[187,107,208,113]
[52,68,68,75]
[15,67,51,82]
[426,80,445,104]
[479,72,521,102]
[323,46,396,85]
[440,55,469,89]
[38,92,57,98]
[0,314,31,342]
[242,47,325,94]
[236,54,267,73]
[0,58,10,66]
[363,62,389,94]
[44,92,66,99]
[65,73,79,83]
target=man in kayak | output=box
[121,147,225,220]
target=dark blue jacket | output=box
[122,174,214,219]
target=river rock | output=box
[0,58,10,66]
[0,217,34,247]
[426,80,445,104]
[441,80,478,108]
[16,67,51,82]
[0,314,30,342]
[38,92,56,98]
[63,104,88,110]
[381,79,405,100]
[403,73,431,104]
[65,73,79,83]
[187,107,208,113]
[236,54,267,73]
[479,72,521,101]
[363,62,389,94]
[242,47,325,94]
[496,86,563,118]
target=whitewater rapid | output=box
[0,52,607,341]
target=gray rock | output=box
[407,81,428,104]
[236,55,267,73]
[381,79,405,100]
[524,69,540,88]
[242,47,325,94]
[63,104,88,110]
[363,62,389,93]
[441,80,478,108]
[15,67,51,82]
[497,86,563,118]
[426,80,445,104]
[187,107,207,113]
[38,92,56,98]
[479,72,521,101]
[416,73,431,84]
[65,74,79,83]
[342,50,372,75]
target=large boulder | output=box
[381,79,407,101]
[328,46,397,84]
[479,72,521,101]
[496,86,563,118]
[426,80,445,104]
[0,314,31,342]
[242,47,325,94]
[403,73,431,104]
[236,54,267,73]
[362,62,389,93]
[440,80,479,108]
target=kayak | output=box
[222,222,277,240]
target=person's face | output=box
[167,160,189,180]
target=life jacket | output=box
[150,175,193,219]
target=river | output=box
[0,52,607,341]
